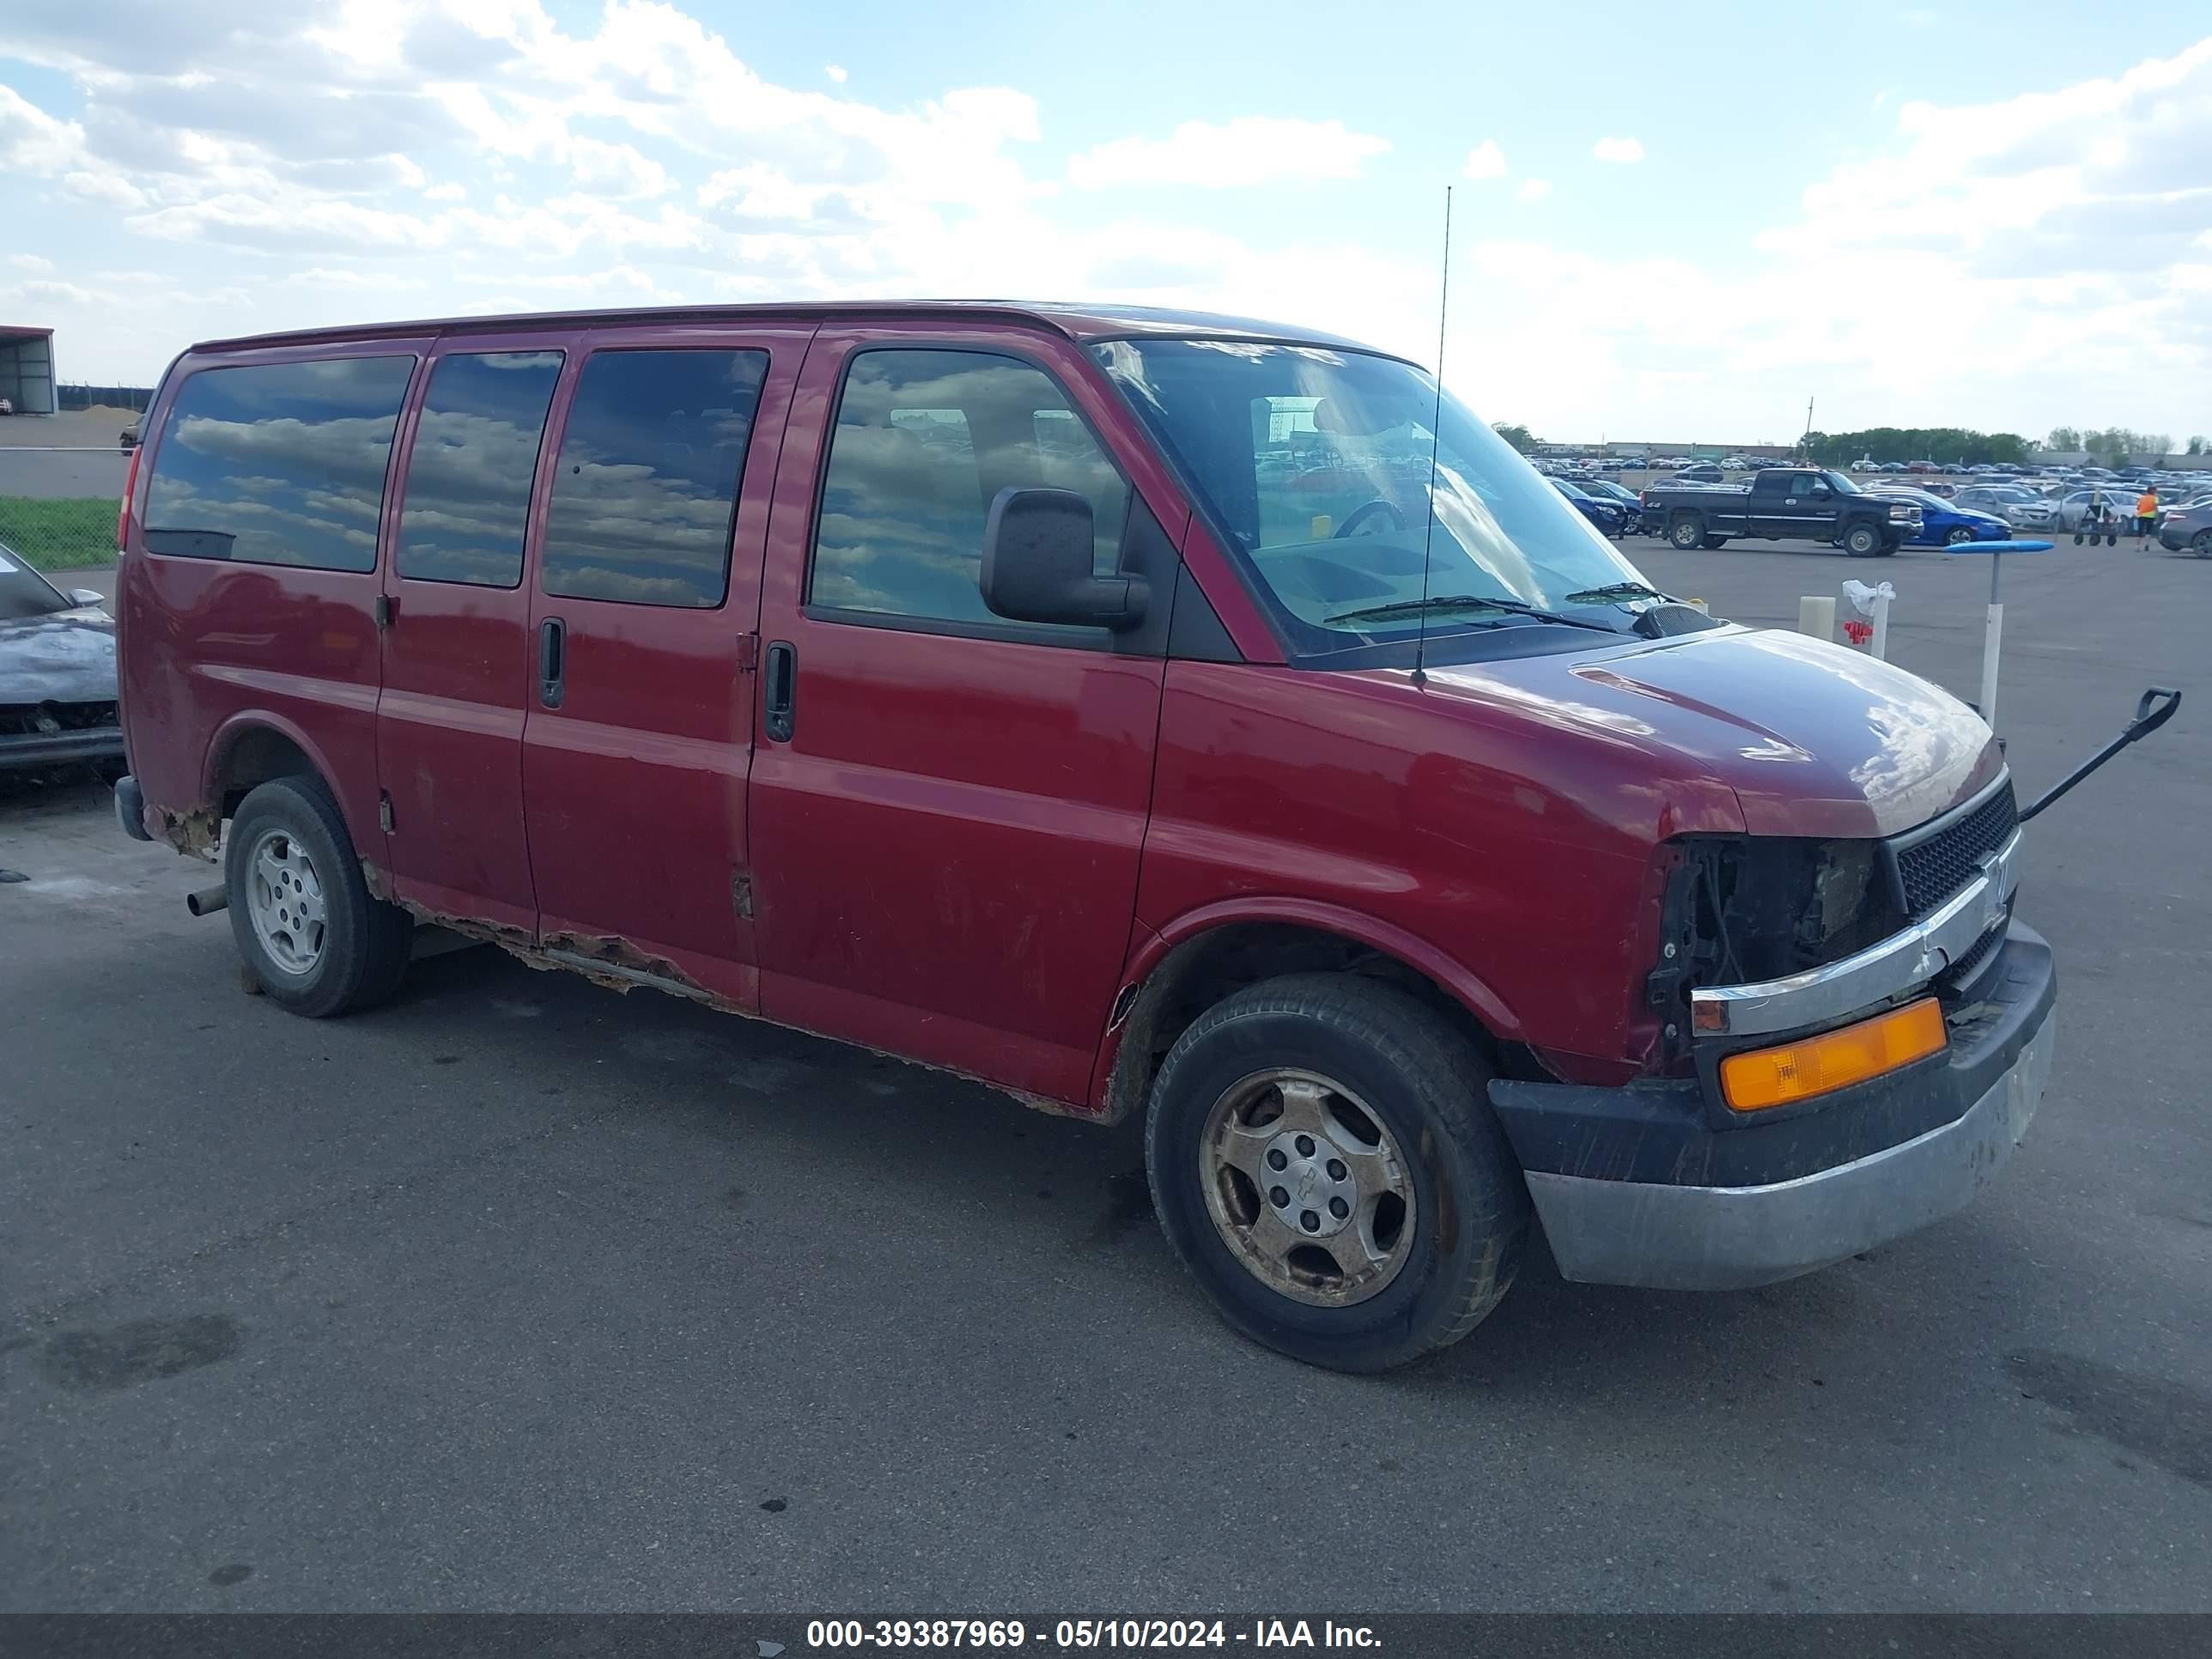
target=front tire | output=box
[225,775,411,1018]
[1945,526,1977,545]
[1844,522,1881,556]
[1145,974,1528,1373]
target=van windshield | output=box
[1092,339,1653,647]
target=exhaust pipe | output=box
[186,884,228,917]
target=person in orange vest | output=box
[2135,483,2160,547]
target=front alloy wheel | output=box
[1145,973,1529,1371]
[1200,1068,1415,1307]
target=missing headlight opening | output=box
[1647,836,1906,1061]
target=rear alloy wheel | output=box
[1844,522,1882,556]
[2193,530,2212,558]
[225,775,412,1018]
[1146,973,1528,1373]
[1668,515,1705,550]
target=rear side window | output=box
[539,349,766,608]
[396,351,564,587]
[810,349,1129,625]
[142,356,415,570]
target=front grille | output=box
[1894,781,2018,916]
[1940,915,2006,988]
[0,700,121,738]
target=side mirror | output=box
[980,488,1148,630]
[69,588,106,608]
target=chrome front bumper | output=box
[1690,823,2021,1038]
[1525,1006,2054,1291]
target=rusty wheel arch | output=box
[152,725,328,861]
[1098,921,1510,1127]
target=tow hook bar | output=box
[2017,687,2182,824]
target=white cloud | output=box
[1069,117,1389,189]
[565,137,670,200]
[1,4,2203,446]
[0,82,84,171]
[10,252,56,273]
[1592,136,1644,164]
[64,168,150,209]
[824,64,846,82]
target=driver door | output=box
[745,324,1176,1103]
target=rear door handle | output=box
[539,617,565,709]
[763,640,796,742]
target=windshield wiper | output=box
[1325,592,1621,633]
[1560,580,1670,605]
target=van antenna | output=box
[1413,184,1452,688]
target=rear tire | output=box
[1145,973,1528,1373]
[2193,531,2212,558]
[224,775,411,1018]
[1668,515,1705,550]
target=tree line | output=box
[2045,427,2208,460]
[1492,422,2209,463]
[1800,428,2031,466]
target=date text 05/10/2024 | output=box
[801,1620,1382,1650]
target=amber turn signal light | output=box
[1720,998,1948,1112]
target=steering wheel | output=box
[1334,498,1407,538]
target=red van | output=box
[111,303,2051,1370]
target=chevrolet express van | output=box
[112,303,2052,1371]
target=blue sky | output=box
[3,1,2208,444]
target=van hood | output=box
[1421,623,2002,839]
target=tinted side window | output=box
[539,349,765,608]
[143,356,415,569]
[811,349,1130,624]
[396,351,564,587]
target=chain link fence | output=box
[57,384,153,413]
[0,497,115,572]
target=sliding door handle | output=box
[538,617,565,709]
[763,640,796,742]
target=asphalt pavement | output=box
[3,530,2208,1613]
[0,448,130,500]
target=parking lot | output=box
[3,532,2208,1613]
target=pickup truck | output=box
[1644,468,1920,556]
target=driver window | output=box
[809,348,1130,626]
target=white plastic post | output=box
[1798,594,1836,641]
[1870,590,1891,660]
[1978,549,2004,728]
[1980,603,2003,728]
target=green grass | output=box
[0,496,118,573]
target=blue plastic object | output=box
[1942,539,2055,555]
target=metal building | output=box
[0,325,57,415]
